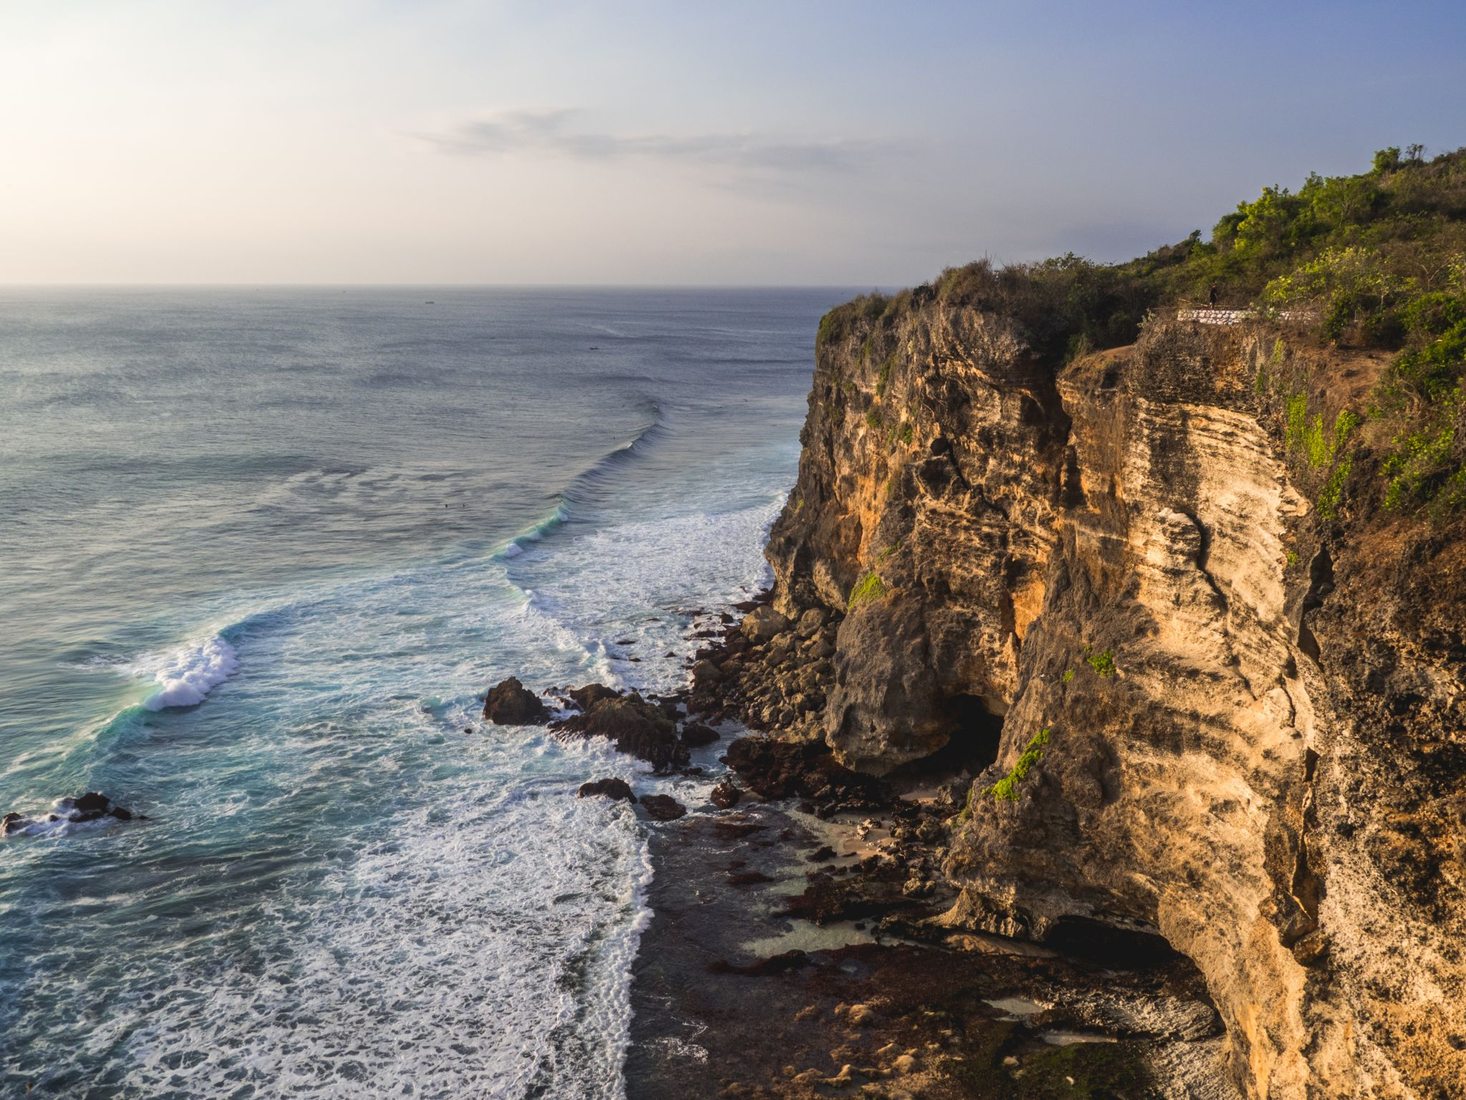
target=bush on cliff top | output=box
[815,145,1466,514]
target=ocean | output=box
[0,286,847,1098]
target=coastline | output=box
[606,607,1241,1099]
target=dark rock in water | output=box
[808,845,838,862]
[554,694,689,772]
[71,792,112,818]
[710,779,741,809]
[567,683,621,712]
[724,737,893,816]
[577,778,636,804]
[679,722,721,747]
[4,793,141,836]
[483,677,548,725]
[640,794,687,821]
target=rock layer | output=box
[742,296,1465,1099]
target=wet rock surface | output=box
[625,803,1237,1099]
[3,793,142,837]
[722,736,892,817]
[638,794,688,822]
[552,687,689,773]
[577,778,636,804]
[482,676,549,725]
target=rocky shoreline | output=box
[485,595,1241,1098]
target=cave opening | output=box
[1042,916,1189,971]
[892,693,1004,781]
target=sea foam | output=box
[142,635,239,710]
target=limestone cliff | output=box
[746,290,1466,1098]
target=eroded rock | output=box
[483,676,548,725]
[639,794,687,822]
[577,778,636,804]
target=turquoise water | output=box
[0,287,843,1097]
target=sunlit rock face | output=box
[759,299,1465,1100]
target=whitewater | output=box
[0,286,847,1097]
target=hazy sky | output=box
[3,0,1464,285]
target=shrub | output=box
[988,728,1052,802]
[1085,649,1116,677]
[1388,319,1466,403]
[1261,247,1409,341]
[1382,383,1465,513]
[1282,396,1361,518]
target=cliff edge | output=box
[720,282,1463,1098]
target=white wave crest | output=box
[142,635,239,710]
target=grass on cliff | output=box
[848,570,888,609]
[986,727,1051,803]
[817,145,1466,516]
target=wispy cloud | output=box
[420,109,886,175]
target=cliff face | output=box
[758,294,1466,1099]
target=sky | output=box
[2,0,1464,286]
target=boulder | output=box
[483,677,549,725]
[710,779,741,809]
[796,608,828,638]
[567,683,622,711]
[639,794,687,821]
[577,778,636,804]
[691,659,723,687]
[740,605,790,643]
[679,722,721,747]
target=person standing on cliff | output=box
[1208,283,1219,307]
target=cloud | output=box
[420,109,885,175]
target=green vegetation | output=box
[876,354,896,398]
[988,727,1051,802]
[864,408,883,431]
[1061,667,1075,684]
[1281,396,1362,519]
[1085,649,1116,677]
[848,570,888,609]
[814,147,1466,517]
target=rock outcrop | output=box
[3,792,141,837]
[552,687,689,773]
[483,676,549,725]
[577,778,637,804]
[723,292,1465,1099]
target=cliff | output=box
[725,289,1465,1097]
